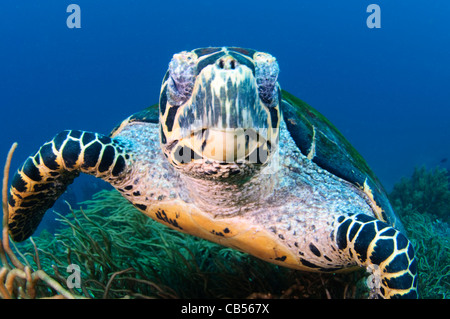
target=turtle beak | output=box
[182,126,267,163]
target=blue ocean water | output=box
[1,0,449,229]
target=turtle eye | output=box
[254,52,279,107]
[167,51,198,106]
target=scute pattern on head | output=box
[254,52,280,106]
[158,47,281,177]
[167,51,197,106]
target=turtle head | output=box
[159,47,281,179]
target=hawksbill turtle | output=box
[7,47,418,298]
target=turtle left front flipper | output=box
[7,130,131,242]
[334,214,418,298]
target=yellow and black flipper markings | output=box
[8,130,130,242]
[334,214,418,299]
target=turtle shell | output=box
[110,103,159,137]
[280,90,405,233]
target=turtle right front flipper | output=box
[7,130,131,242]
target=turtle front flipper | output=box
[7,130,130,242]
[334,214,418,299]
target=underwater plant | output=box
[390,166,450,223]
[390,166,449,299]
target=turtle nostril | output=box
[217,56,238,70]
